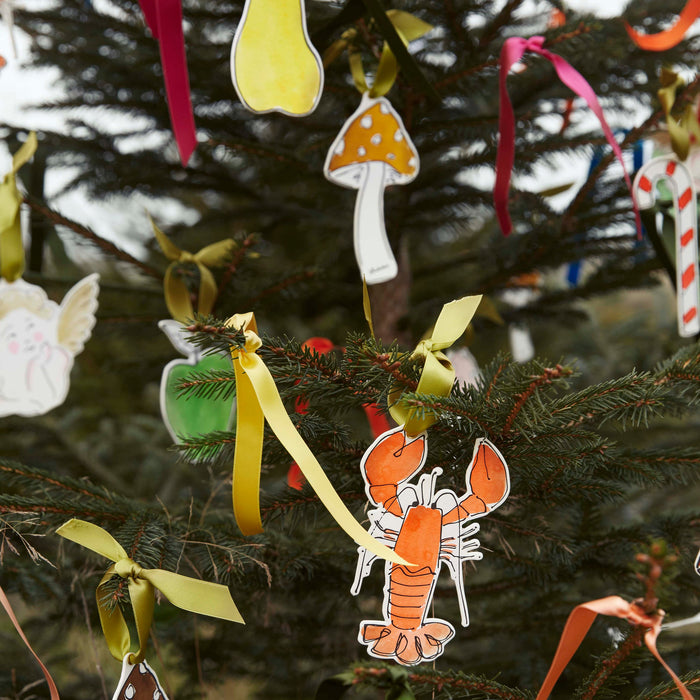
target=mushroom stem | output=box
[353,161,398,285]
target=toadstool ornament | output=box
[0,274,99,417]
[230,0,323,116]
[112,655,168,700]
[324,94,419,285]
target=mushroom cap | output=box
[324,95,419,189]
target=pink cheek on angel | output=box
[33,332,44,343]
[8,341,20,355]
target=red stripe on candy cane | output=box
[666,161,677,175]
[681,229,694,247]
[683,308,697,324]
[679,188,693,209]
[682,264,696,288]
[638,176,652,192]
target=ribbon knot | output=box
[150,214,235,323]
[57,519,243,665]
[114,558,143,581]
[389,295,482,436]
[525,35,545,51]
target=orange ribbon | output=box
[536,596,692,700]
[0,585,60,699]
[626,0,700,51]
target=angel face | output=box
[0,275,99,417]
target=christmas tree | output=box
[0,0,699,697]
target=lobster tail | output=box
[360,620,455,666]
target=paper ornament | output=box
[113,656,168,700]
[0,274,99,417]
[351,425,510,665]
[230,0,323,116]
[325,93,419,285]
[633,157,699,337]
[159,319,235,445]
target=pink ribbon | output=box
[0,585,60,699]
[495,36,641,238]
[138,0,196,166]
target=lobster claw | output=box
[360,425,427,516]
[443,438,510,524]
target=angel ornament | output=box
[0,274,99,416]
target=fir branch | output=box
[503,364,571,433]
[214,233,257,304]
[22,194,161,280]
[351,664,530,699]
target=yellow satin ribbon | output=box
[388,295,482,436]
[57,518,243,664]
[225,312,408,565]
[0,132,37,282]
[657,68,700,162]
[324,11,432,97]
[150,214,236,323]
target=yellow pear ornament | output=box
[230,0,323,116]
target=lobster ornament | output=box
[352,424,510,666]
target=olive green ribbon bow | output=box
[657,68,700,162]
[150,214,235,323]
[225,312,408,565]
[324,10,432,97]
[57,519,244,665]
[388,295,482,436]
[0,132,37,282]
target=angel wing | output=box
[57,273,99,354]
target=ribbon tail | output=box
[644,627,694,700]
[195,262,218,317]
[625,0,700,51]
[164,264,195,323]
[126,577,155,665]
[0,176,24,282]
[96,566,133,663]
[242,353,410,566]
[495,38,528,236]
[153,0,197,166]
[0,586,60,699]
[536,596,632,699]
[541,49,641,238]
[233,357,265,535]
[138,0,159,37]
[144,569,245,623]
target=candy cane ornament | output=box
[633,156,700,337]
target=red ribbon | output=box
[287,337,391,490]
[138,0,196,166]
[626,0,700,51]
[536,596,692,700]
[0,585,60,699]
[495,36,641,238]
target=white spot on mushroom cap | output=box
[370,134,382,145]
[380,102,390,114]
[154,691,161,700]
[360,115,373,128]
[334,139,345,156]
[125,684,136,699]
[394,130,403,142]
[408,157,417,168]
[139,664,148,674]
[358,146,367,156]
